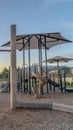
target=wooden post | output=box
[10,25,16,109]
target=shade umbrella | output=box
[43,56,73,83]
[45,56,73,69]
[2,33,72,77]
[44,56,73,66]
[1,32,72,50]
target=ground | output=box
[0,92,73,130]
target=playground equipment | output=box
[32,72,46,97]
[1,25,72,109]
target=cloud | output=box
[40,0,73,10]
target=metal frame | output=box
[19,34,69,94]
[1,33,72,94]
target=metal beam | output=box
[19,35,33,51]
[35,34,49,49]
[0,49,11,52]
[40,34,72,43]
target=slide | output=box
[32,72,47,98]
[32,72,46,86]
[48,78,59,88]
[32,72,60,96]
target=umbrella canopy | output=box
[2,32,72,50]
[43,56,73,83]
[43,56,73,72]
[44,56,73,64]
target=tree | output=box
[1,67,9,79]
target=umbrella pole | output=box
[23,38,26,93]
[38,35,43,95]
[38,38,41,95]
[64,71,66,92]
[40,35,43,94]
[57,60,59,85]
[28,36,31,94]
[44,36,49,94]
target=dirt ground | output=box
[0,92,73,130]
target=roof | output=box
[2,32,72,50]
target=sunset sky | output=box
[0,0,73,71]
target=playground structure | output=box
[1,25,72,109]
[43,56,73,92]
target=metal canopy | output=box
[2,32,72,50]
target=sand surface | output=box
[0,92,73,130]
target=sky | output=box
[0,0,73,71]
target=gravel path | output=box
[0,92,73,130]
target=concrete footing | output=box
[52,103,73,113]
[16,101,73,114]
[16,102,52,109]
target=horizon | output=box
[0,63,72,73]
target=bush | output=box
[66,82,71,86]
[71,82,73,87]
